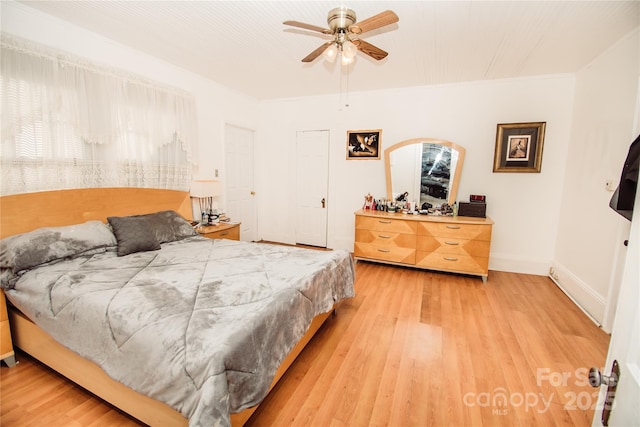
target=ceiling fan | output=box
[283,7,399,64]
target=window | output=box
[0,34,197,195]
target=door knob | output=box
[321,198,326,208]
[589,367,618,387]
[589,360,620,427]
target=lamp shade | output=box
[323,44,338,62]
[190,180,223,198]
[342,40,357,59]
[341,53,355,65]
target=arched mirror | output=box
[385,138,466,207]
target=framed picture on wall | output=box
[346,129,382,159]
[493,122,546,172]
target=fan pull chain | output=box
[339,60,344,108]
[339,60,351,109]
[345,62,350,108]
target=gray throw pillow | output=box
[0,220,117,273]
[107,216,161,257]
[143,210,197,243]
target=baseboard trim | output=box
[549,262,606,327]
[489,253,550,276]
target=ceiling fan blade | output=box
[302,42,334,63]
[283,20,332,34]
[352,39,389,61]
[349,10,399,34]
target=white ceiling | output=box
[17,1,640,100]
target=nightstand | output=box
[196,222,240,240]
[1,290,16,367]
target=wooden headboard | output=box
[0,187,192,238]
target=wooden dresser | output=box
[354,209,493,282]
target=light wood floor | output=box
[1,262,610,426]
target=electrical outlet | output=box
[215,169,219,178]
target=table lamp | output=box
[190,180,223,225]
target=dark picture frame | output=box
[493,122,546,172]
[347,129,381,159]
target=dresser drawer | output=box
[355,229,416,247]
[416,251,488,275]
[204,227,239,240]
[354,242,416,264]
[416,236,490,258]
[417,221,491,241]
[197,223,240,241]
[356,215,417,234]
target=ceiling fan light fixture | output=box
[341,53,355,66]
[323,43,338,62]
[342,40,357,59]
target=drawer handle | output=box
[220,232,229,236]
[379,220,392,224]
[446,225,461,229]
[444,257,458,261]
[378,235,391,239]
[445,241,459,245]
[377,249,391,253]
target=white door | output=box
[591,176,640,426]
[224,124,256,242]
[295,130,329,247]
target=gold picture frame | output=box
[493,122,546,173]
[346,129,381,159]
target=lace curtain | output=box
[0,34,198,195]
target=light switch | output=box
[605,179,616,192]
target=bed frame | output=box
[0,187,334,426]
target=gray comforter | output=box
[5,237,355,427]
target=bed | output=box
[0,187,355,427]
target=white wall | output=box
[1,1,260,198]
[553,29,639,329]
[257,76,576,275]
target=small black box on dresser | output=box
[458,202,486,218]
